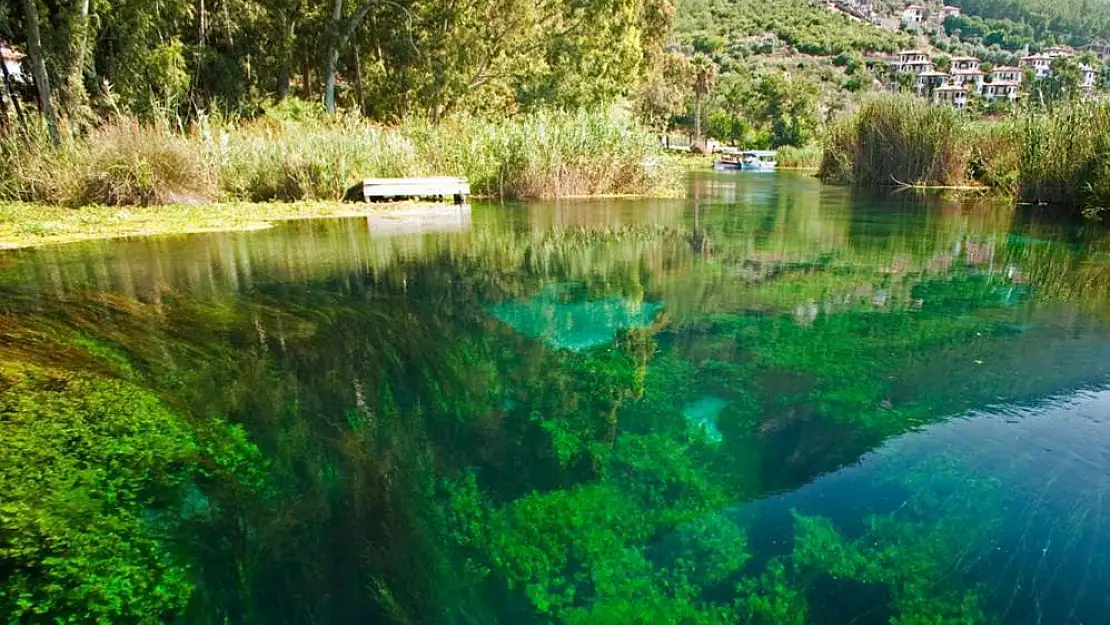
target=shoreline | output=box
[0,201,459,250]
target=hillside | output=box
[949,0,1110,48]
[671,0,920,147]
[675,0,912,57]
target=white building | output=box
[894,50,932,74]
[941,5,962,18]
[1,43,24,83]
[990,66,1023,84]
[949,56,981,72]
[950,68,984,90]
[981,81,1020,102]
[901,4,925,27]
[1081,64,1097,90]
[1021,53,1052,78]
[935,84,968,108]
[915,70,949,96]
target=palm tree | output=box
[692,53,718,151]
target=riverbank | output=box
[0,201,426,249]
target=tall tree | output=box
[635,50,694,132]
[19,0,59,143]
[324,0,377,113]
[691,52,717,150]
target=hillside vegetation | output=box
[675,0,912,56]
[951,0,1110,47]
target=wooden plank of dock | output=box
[350,177,471,204]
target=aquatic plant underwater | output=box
[2,182,1110,624]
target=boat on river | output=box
[714,150,777,171]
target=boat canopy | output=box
[741,150,777,157]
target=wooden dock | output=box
[347,177,470,204]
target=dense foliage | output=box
[950,0,1110,47]
[0,0,674,124]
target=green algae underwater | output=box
[3,172,1110,624]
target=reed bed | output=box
[0,103,676,206]
[775,145,823,169]
[1017,105,1110,208]
[819,94,970,187]
[820,93,1110,211]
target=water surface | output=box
[3,172,1110,624]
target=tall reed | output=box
[1018,104,1110,208]
[0,102,675,206]
[819,94,970,187]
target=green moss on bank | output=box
[0,201,407,249]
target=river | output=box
[2,171,1110,624]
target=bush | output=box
[77,120,217,206]
[776,145,823,168]
[0,119,216,206]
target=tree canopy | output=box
[0,0,675,124]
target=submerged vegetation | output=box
[3,181,1110,622]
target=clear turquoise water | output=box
[3,172,1110,623]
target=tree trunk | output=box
[324,0,377,114]
[300,50,312,99]
[694,94,703,150]
[276,12,298,99]
[353,38,364,115]
[65,0,92,111]
[20,0,60,144]
[198,0,207,48]
[324,0,344,113]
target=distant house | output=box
[990,66,1023,84]
[935,84,968,108]
[915,70,949,96]
[1044,45,1073,58]
[1081,64,1097,90]
[901,4,925,26]
[941,5,961,18]
[981,81,1020,102]
[894,49,933,74]
[1021,53,1052,78]
[1080,40,1110,63]
[950,68,984,90]
[949,56,980,72]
